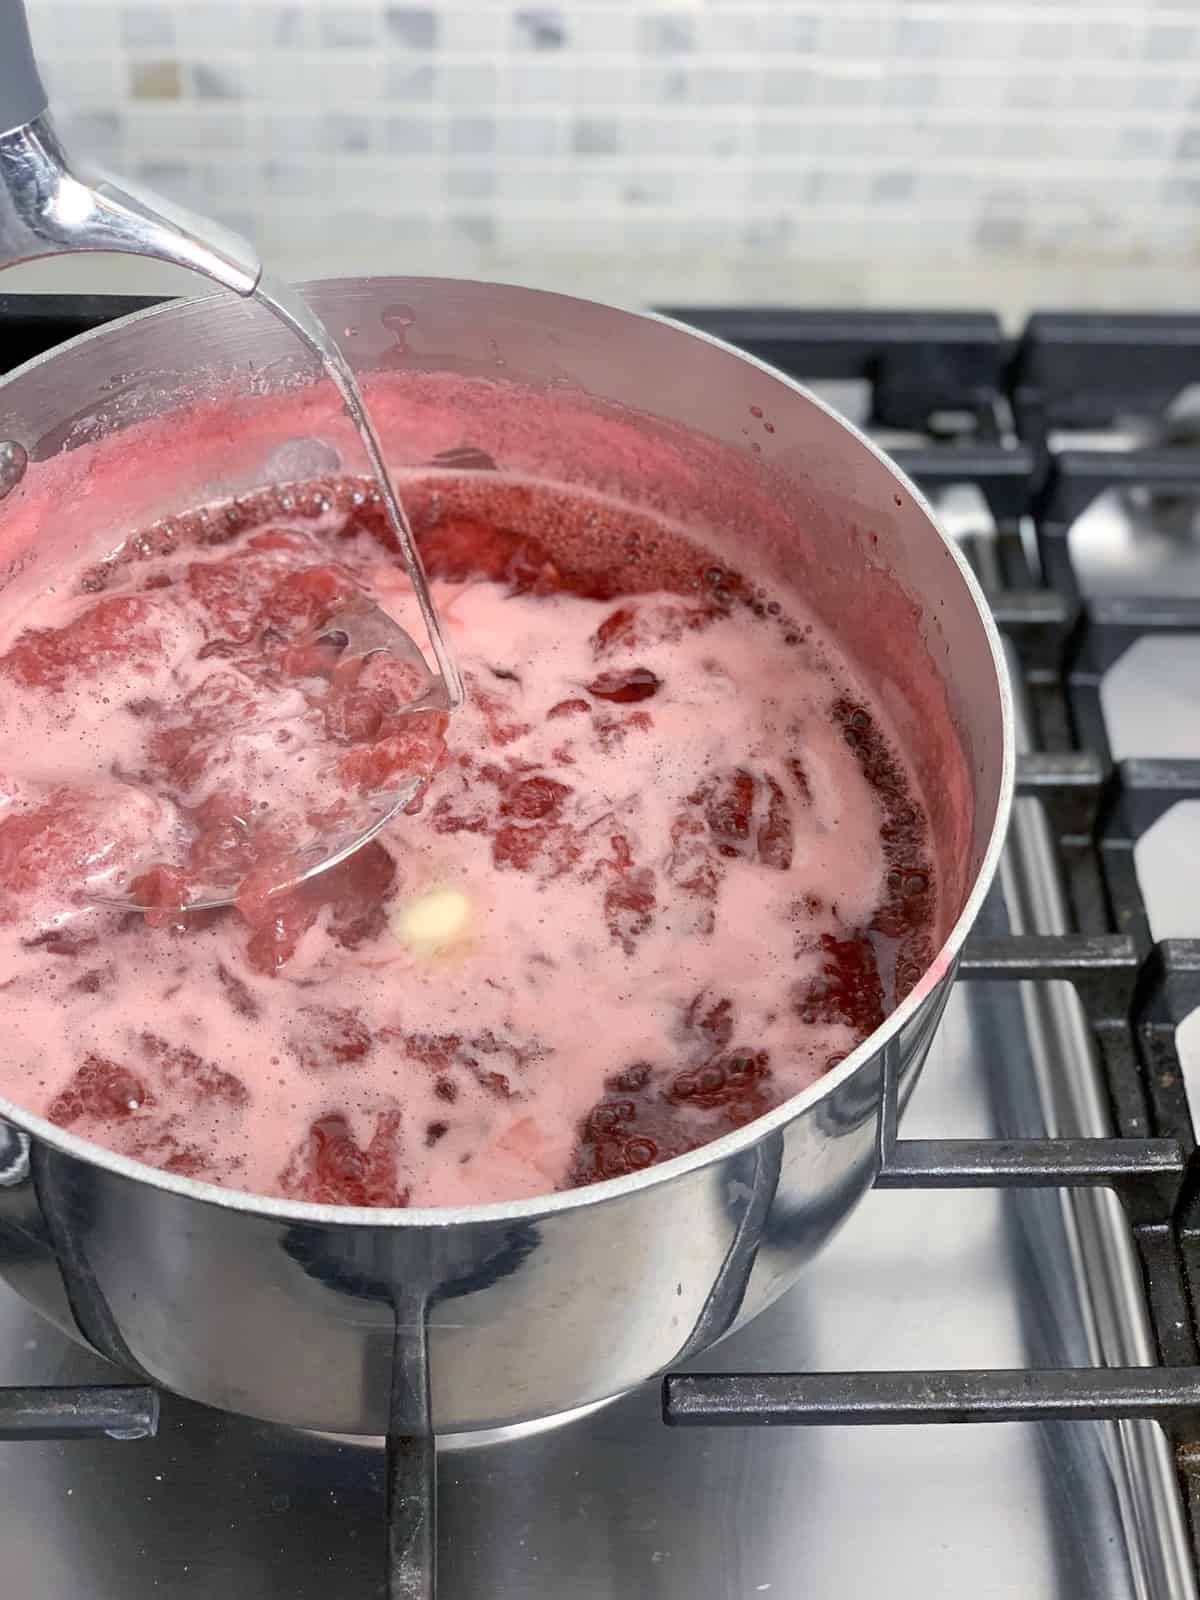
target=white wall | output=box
[21,0,1200,317]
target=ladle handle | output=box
[0,0,48,135]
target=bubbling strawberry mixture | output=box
[0,473,937,1206]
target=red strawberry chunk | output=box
[243,892,322,975]
[429,790,490,835]
[670,1049,771,1113]
[335,709,448,793]
[418,517,526,583]
[793,933,884,1037]
[264,564,361,632]
[186,553,281,639]
[757,776,793,870]
[138,1032,249,1105]
[702,769,754,856]
[499,775,571,821]
[605,865,656,954]
[49,1055,153,1126]
[186,816,254,884]
[664,809,722,933]
[238,838,397,973]
[590,605,638,655]
[278,1109,408,1206]
[320,653,428,744]
[683,992,734,1052]
[469,676,531,746]
[547,698,591,720]
[398,1027,535,1100]
[322,684,389,744]
[587,668,660,704]
[568,1048,776,1187]
[492,819,582,877]
[289,1006,373,1073]
[403,1032,462,1074]
[127,864,193,929]
[832,697,935,947]
[247,528,316,554]
[589,600,718,658]
[418,516,562,594]
[0,782,184,920]
[0,791,119,896]
[321,839,398,948]
[894,931,933,1005]
[691,767,794,869]
[0,595,162,690]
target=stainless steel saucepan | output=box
[0,278,1013,1436]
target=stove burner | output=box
[2,298,1200,1598]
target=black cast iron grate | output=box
[660,305,1200,1578]
[2,298,1200,1598]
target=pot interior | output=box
[0,278,1003,954]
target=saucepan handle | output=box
[0,0,49,136]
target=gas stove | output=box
[1,300,1199,1599]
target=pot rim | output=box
[0,276,1016,1229]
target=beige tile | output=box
[129,59,183,101]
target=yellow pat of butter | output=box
[392,887,472,953]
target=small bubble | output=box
[625,1137,657,1168]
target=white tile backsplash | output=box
[15,0,1200,315]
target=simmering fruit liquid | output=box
[0,472,936,1206]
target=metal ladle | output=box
[1,0,458,912]
[117,601,450,914]
[0,0,262,309]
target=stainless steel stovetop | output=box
[1,309,1199,1599]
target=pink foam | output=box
[0,477,937,1205]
